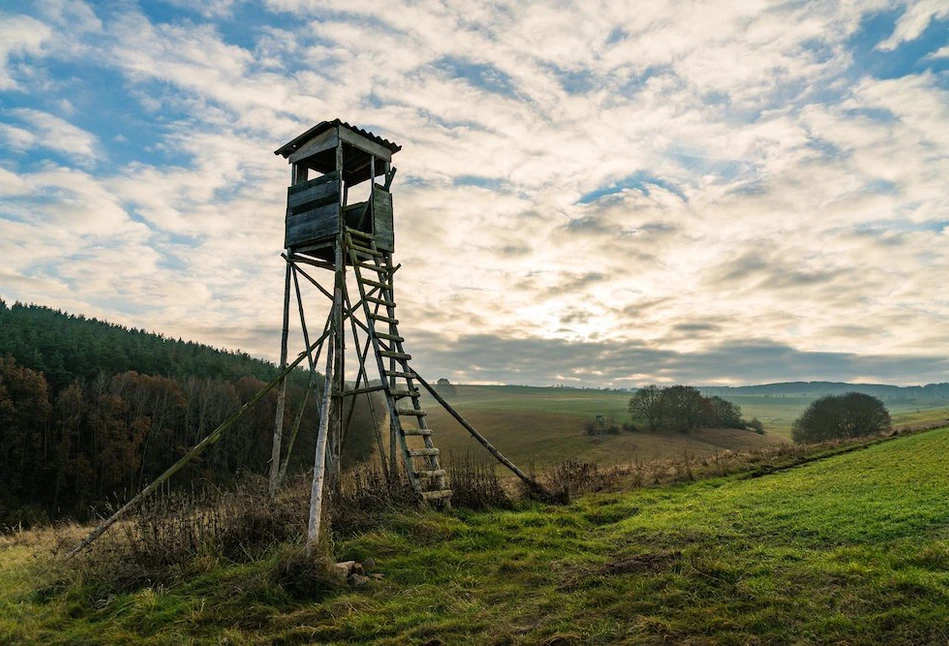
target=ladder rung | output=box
[349,244,382,257]
[415,469,446,478]
[365,296,396,307]
[403,428,432,436]
[345,227,373,239]
[376,332,404,342]
[380,351,411,360]
[421,489,452,501]
[397,408,427,417]
[369,313,398,324]
[408,447,439,457]
[390,389,420,399]
[359,277,388,290]
[385,370,415,379]
[356,261,387,273]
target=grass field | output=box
[417,385,948,467]
[3,426,949,643]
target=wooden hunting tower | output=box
[268,119,542,546]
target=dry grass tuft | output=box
[447,451,512,510]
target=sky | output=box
[0,0,947,387]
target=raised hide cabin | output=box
[274,119,400,263]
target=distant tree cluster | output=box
[628,385,756,433]
[792,393,891,443]
[0,301,379,526]
[583,415,629,436]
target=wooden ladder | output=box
[344,228,451,505]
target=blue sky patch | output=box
[578,171,687,204]
[432,56,519,99]
[454,175,505,189]
[847,8,949,80]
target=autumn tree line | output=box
[0,301,377,526]
[627,384,763,433]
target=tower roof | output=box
[274,119,401,158]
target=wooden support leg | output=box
[269,260,292,497]
[307,299,339,552]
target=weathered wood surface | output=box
[339,125,394,163]
[408,447,440,457]
[287,172,340,213]
[372,186,394,251]
[396,407,427,416]
[365,295,396,307]
[286,203,340,248]
[306,315,336,552]
[287,126,338,164]
[268,262,293,496]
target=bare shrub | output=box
[329,464,416,537]
[268,544,342,601]
[446,451,512,510]
[544,459,617,501]
[118,476,303,569]
[77,475,306,592]
[584,418,620,436]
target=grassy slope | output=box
[3,427,949,644]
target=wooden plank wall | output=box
[373,185,394,251]
[286,171,341,248]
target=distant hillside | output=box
[0,299,278,391]
[700,380,949,404]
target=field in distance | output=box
[417,385,949,468]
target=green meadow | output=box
[3,426,949,643]
[418,385,948,467]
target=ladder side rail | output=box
[346,235,421,495]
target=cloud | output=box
[0,14,51,90]
[3,109,99,164]
[408,333,949,387]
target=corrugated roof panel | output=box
[274,119,402,158]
